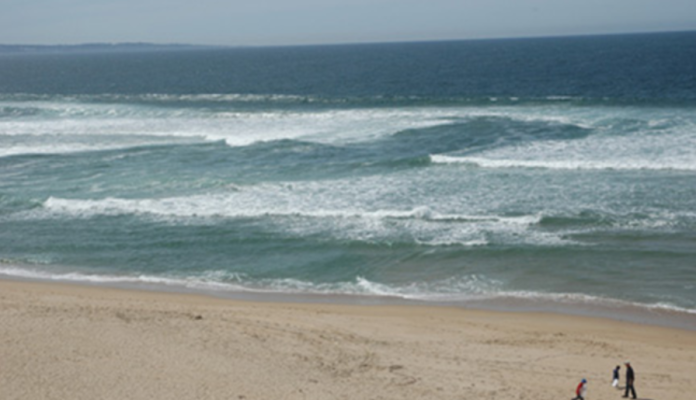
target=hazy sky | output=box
[2,0,695,46]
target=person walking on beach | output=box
[572,378,587,400]
[612,365,621,388]
[623,362,637,399]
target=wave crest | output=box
[430,154,696,171]
[32,195,561,247]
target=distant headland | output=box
[0,43,226,54]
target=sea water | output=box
[1,32,695,327]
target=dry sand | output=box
[1,279,694,400]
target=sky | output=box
[2,0,696,46]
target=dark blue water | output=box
[1,32,695,324]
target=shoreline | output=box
[2,278,695,399]
[3,272,696,332]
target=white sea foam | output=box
[40,193,471,221]
[2,96,668,157]
[38,179,545,224]
[431,126,696,171]
[431,155,696,171]
[104,93,316,104]
[0,134,200,157]
[17,146,687,247]
[0,104,453,155]
[35,185,555,247]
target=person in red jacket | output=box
[572,378,587,400]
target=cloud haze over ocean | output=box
[1,0,695,46]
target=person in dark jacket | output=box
[612,365,620,388]
[623,362,636,399]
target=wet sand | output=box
[1,279,694,400]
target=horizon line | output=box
[2,28,695,50]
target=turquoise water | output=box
[1,32,695,323]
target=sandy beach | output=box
[1,279,694,400]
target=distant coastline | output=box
[2,30,695,54]
[0,43,226,54]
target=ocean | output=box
[1,32,695,327]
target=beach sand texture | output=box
[1,279,694,400]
